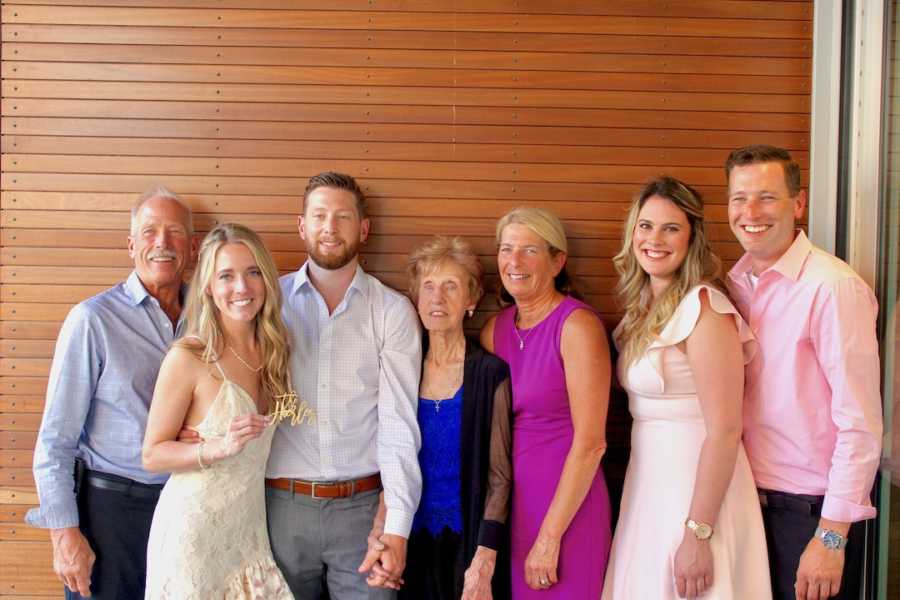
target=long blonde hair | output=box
[178,223,291,401]
[613,176,723,367]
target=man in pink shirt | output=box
[725,145,882,600]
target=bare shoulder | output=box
[160,343,207,379]
[561,307,609,363]
[561,306,605,341]
[480,313,498,352]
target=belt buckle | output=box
[310,481,323,499]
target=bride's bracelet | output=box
[197,440,209,470]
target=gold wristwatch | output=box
[685,518,714,540]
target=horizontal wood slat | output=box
[1,7,812,38]
[0,541,56,595]
[1,137,810,167]
[1,155,767,185]
[2,1,813,20]
[2,25,813,56]
[3,78,812,101]
[3,118,812,146]
[3,44,812,77]
[2,96,810,118]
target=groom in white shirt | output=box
[265,172,422,599]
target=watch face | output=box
[822,530,843,550]
[695,523,713,540]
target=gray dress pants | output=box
[266,486,397,600]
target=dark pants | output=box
[399,528,465,600]
[65,468,161,600]
[758,489,866,600]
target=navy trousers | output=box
[758,489,866,600]
[65,469,160,600]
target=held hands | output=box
[674,533,713,598]
[524,532,561,590]
[51,527,95,597]
[794,537,844,600]
[358,533,407,590]
[358,499,407,591]
[462,546,497,600]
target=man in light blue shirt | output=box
[265,172,422,599]
[27,187,196,599]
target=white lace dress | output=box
[145,363,292,599]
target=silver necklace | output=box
[514,314,535,350]
[228,345,262,373]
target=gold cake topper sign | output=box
[270,391,316,426]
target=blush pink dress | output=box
[494,296,612,599]
[602,284,772,600]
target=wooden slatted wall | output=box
[0,1,811,596]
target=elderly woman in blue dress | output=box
[369,235,512,600]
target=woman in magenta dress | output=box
[480,207,612,598]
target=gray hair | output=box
[130,185,194,235]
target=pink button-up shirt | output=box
[727,231,882,523]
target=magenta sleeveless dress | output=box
[494,296,612,599]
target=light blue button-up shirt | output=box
[27,272,183,529]
[269,263,422,537]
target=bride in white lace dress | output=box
[142,223,293,599]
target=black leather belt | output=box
[83,470,164,499]
[757,489,823,517]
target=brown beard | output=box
[306,236,360,270]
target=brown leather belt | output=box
[266,473,382,499]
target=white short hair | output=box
[130,185,193,235]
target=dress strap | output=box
[213,360,229,381]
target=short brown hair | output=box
[303,172,368,219]
[407,236,484,306]
[725,144,802,196]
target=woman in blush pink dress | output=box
[480,207,612,599]
[601,177,770,600]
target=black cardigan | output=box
[459,337,513,597]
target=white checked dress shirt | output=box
[268,263,423,537]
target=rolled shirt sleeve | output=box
[27,304,101,529]
[376,295,423,538]
[812,277,883,522]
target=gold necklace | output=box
[228,345,263,373]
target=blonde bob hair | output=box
[178,223,291,402]
[407,235,484,306]
[494,207,576,305]
[613,176,723,368]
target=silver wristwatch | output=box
[815,527,848,550]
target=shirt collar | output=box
[124,271,151,306]
[290,261,369,300]
[729,230,812,284]
[124,271,189,313]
